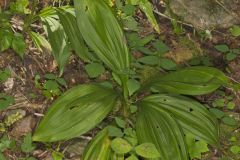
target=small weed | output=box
[34,74,67,99]
[210,91,237,126]
[214,44,240,61]
[0,133,36,160]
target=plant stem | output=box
[23,0,38,32]
[120,75,130,118]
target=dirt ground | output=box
[0,1,240,160]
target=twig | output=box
[80,135,92,141]
[153,10,195,28]
[32,56,46,73]
[227,76,240,85]
[4,0,7,9]
[34,113,44,117]
[8,66,25,84]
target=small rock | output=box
[166,0,240,29]
[10,115,36,138]
[4,78,14,93]
[65,139,89,158]
[43,153,54,160]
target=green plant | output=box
[185,133,209,159]
[229,25,240,37]
[51,151,64,160]
[21,133,35,153]
[0,112,24,133]
[0,0,51,57]
[214,44,240,61]
[0,68,14,111]
[209,91,237,126]
[125,32,178,72]
[34,73,66,99]
[0,134,16,159]
[0,68,11,83]
[126,0,160,33]
[32,1,230,159]
[0,133,36,160]
[36,0,160,76]
[0,93,15,111]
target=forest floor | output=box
[0,1,240,160]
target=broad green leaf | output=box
[129,0,160,33]
[212,98,225,108]
[10,0,31,14]
[214,44,229,53]
[136,102,188,160]
[123,4,136,16]
[39,7,60,32]
[124,128,136,137]
[127,33,154,48]
[38,7,57,18]
[111,138,132,154]
[33,84,118,142]
[44,73,57,80]
[185,133,209,159]
[130,105,137,113]
[11,33,26,58]
[0,30,12,52]
[137,56,159,65]
[139,94,219,145]
[0,68,11,83]
[222,116,237,126]
[108,126,124,138]
[85,63,105,78]
[21,133,35,153]
[209,108,225,119]
[137,0,160,33]
[126,155,139,160]
[124,16,139,31]
[115,117,126,129]
[125,136,138,146]
[43,80,59,91]
[44,22,71,76]
[74,0,130,74]
[159,58,177,70]
[138,47,153,55]
[0,153,6,160]
[29,31,51,52]
[0,94,15,111]
[229,25,240,37]
[232,48,240,54]
[227,102,235,110]
[138,34,154,47]
[112,153,124,160]
[56,78,67,86]
[83,128,113,160]
[135,143,160,158]
[56,8,90,61]
[230,145,240,154]
[52,151,63,160]
[0,135,13,152]
[127,79,141,96]
[226,52,237,61]
[153,40,169,55]
[143,66,228,95]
